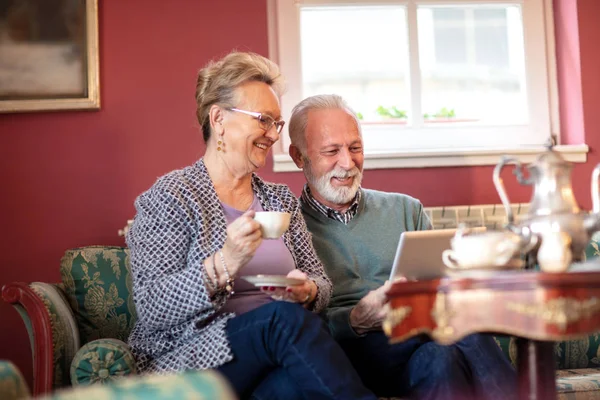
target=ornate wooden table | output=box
[383,271,600,400]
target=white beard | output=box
[304,160,362,205]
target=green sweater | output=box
[301,188,431,340]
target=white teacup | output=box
[254,212,291,239]
[442,231,524,270]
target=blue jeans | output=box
[338,332,517,400]
[216,302,377,400]
[451,334,518,400]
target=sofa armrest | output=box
[2,282,81,396]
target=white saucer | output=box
[241,275,305,288]
[445,268,523,278]
[445,259,525,278]
[569,260,600,273]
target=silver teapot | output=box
[493,141,600,261]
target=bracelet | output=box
[206,254,219,291]
[218,250,235,295]
[302,283,314,304]
[211,253,222,290]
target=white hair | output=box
[288,94,362,154]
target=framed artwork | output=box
[0,0,99,113]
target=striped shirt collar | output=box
[301,184,362,224]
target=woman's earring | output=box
[217,133,225,152]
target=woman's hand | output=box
[221,210,263,276]
[261,270,318,306]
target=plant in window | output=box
[376,105,408,119]
[422,107,457,121]
[433,107,456,119]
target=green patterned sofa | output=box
[2,247,136,396]
[4,241,600,399]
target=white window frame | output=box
[268,0,588,172]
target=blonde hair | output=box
[195,51,285,142]
[289,94,361,154]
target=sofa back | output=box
[59,246,136,345]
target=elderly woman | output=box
[126,52,377,400]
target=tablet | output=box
[389,227,486,281]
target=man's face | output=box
[301,108,364,209]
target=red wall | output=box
[1,0,599,388]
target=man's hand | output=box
[349,280,395,334]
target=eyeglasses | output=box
[227,108,285,134]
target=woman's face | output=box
[220,81,282,175]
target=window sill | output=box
[272,144,589,172]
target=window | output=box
[269,0,586,171]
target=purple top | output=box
[217,196,296,315]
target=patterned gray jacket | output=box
[126,159,332,373]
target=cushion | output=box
[0,360,30,400]
[557,368,600,399]
[70,338,136,386]
[43,369,236,400]
[60,246,137,344]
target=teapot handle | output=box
[521,230,540,254]
[493,157,528,225]
[592,163,600,214]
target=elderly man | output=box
[288,94,517,400]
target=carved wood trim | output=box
[507,297,600,332]
[383,306,412,336]
[2,282,55,396]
